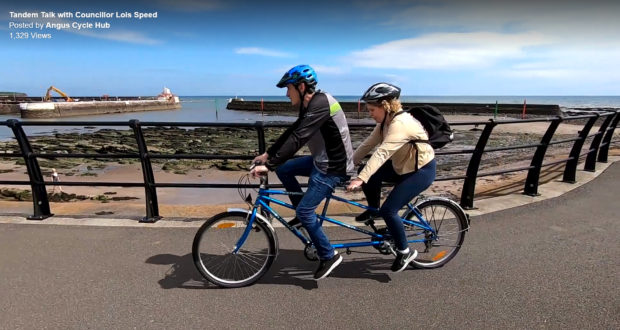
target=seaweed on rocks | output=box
[0,125,578,179]
[0,188,32,201]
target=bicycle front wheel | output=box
[404,199,468,269]
[192,211,277,288]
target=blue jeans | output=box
[296,167,347,260]
[375,159,436,251]
[276,156,347,260]
[275,156,314,207]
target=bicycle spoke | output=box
[436,206,448,232]
[236,252,265,270]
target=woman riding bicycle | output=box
[347,82,437,272]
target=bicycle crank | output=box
[371,227,395,255]
[304,245,318,261]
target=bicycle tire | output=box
[192,211,277,288]
[404,198,468,269]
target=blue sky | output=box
[2,0,619,96]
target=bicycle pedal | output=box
[387,245,396,256]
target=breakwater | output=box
[227,100,561,116]
[1,95,181,118]
[0,104,19,115]
[19,98,181,119]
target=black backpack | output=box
[397,105,454,149]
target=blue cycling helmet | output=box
[276,65,317,88]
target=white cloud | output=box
[498,47,620,83]
[388,0,620,46]
[75,30,162,45]
[311,65,348,75]
[349,32,549,69]
[235,47,295,58]
[500,68,580,79]
[353,1,620,88]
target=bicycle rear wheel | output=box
[192,211,277,288]
[404,199,468,269]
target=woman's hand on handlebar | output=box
[346,177,364,192]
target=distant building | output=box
[0,92,28,98]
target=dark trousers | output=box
[361,159,437,250]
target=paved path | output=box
[1,163,618,329]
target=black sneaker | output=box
[287,217,302,228]
[314,251,342,280]
[355,210,378,222]
[391,249,418,272]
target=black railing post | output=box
[524,118,562,196]
[460,120,496,209]
[562,115,598,183]
[584,113,614,172]
[255,121,266,155]
[130,120,161,223]
[254,121,272,218]
[7,119,53,220]
[597,111,620,163]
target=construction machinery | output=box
[44,86,73,102]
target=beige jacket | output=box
[353,110,435,183]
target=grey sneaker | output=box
[314,251,342,280]
[391,249,418,272]
[355,210,378,222]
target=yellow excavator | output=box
[44,86,74,102]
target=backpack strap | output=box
[393,110,405,116]
[393,110,425,171]
[394,110,431,146]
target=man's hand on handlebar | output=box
[250,153,269,178]
[249,162,268,178]
[253,152,268,165]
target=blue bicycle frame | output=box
[233,185,437,253]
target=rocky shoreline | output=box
[0,123,580,203]
[0,189,139,203]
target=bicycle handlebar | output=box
[249,161,358,191]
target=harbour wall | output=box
[227,100,561,116]
[20,98,181,119]
[0,103,20,115]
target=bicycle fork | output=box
[232,207,260,254]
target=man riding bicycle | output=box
[250,64,355,280]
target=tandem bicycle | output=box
[192,171,469,288]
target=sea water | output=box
[1,95,619,140]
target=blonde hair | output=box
[379,98,402,113]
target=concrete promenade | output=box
[0,161,618,329]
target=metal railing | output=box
[1,109,618,222]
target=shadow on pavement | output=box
[146,249,393,290]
